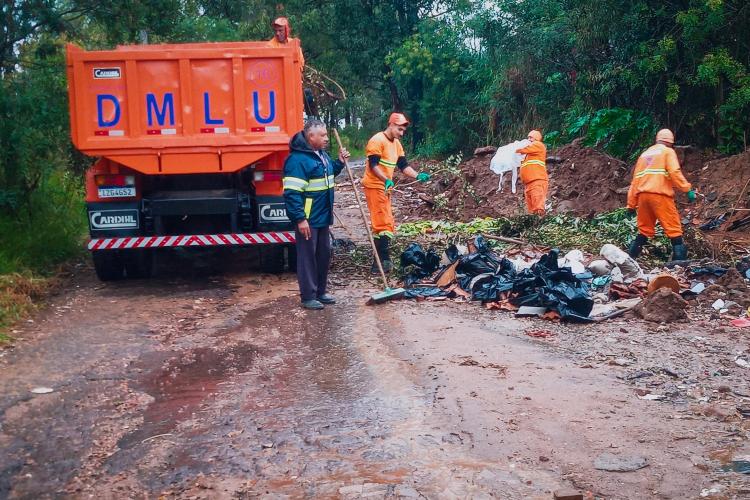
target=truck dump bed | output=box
[66,41,304,174]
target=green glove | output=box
[687,189,696,202]
[416,172,431,183]
[384,179,395,192]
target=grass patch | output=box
[0,172,86,337]
[396,208,710,264]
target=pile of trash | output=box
[400,236,594,322]
[399,236,750,325]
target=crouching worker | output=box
[283,119,349,310]
[516,130,548,216]
[363,112,431,274]
[626,128,696,261]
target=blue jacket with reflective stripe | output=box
[283,131,344,228]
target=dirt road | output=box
[1,180,749,499]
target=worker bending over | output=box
[516,130,548,216]
[363,113,430,273]
[626,128,696,261]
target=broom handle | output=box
[332,129,391,288]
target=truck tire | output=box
[123,250,153,279]
[286,245,297,273]
[92,251,125,281]
[259,245,285,274]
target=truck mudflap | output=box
[88,231,295,250]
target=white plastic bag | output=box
[490,139,529,194]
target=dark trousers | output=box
[295,226,331,301]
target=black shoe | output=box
[317,293,336,304]
[671,244,687,261]
[301,299,324,310]
[628,234,648,258]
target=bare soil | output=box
[0,164,749,498]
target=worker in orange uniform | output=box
[626,129,696,261]
[516,130,548,215]
[363,112,430,274]
[268,17,305,68]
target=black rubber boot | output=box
[670,237,687,261]
[628,234,648,259]
[371,237,392,274]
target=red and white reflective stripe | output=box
[94,130,124,136]
[250,126,281,132]
[146,128,177,135]
[199,127,230,134]
[88,232,296,250]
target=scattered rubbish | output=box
[591,275,611,288]
[588,259,613,276]
[635,288,688,323]
[558,249,586,275]
[735,356,750,369]
[638,393,666,401]
[30,387,54,394]
[525,329,556,339]
[647,274,680,295]
[593,453,649,472]
[737,406,750,418]
[403,287,450,299]
[721,457,750,474]
[516,306,548,317]
[699,214,727,231]
[712,299,725,311]
[681,282,706,298]
[730,318,750,328]
[401,243,441,286]
[688,264,727,277]
[601,244,644,282]
[553,489,584,500]
[400,240,594,322]
[610,358,633,367]
[609,280,648,300]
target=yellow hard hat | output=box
[656,129,675,144]
[528,130,542,141]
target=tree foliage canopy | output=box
[1,0,749,214]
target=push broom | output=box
[333,129,405,305]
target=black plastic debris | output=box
[699,214,727,231]
[403,287,450,299]
[400,243,441,286]
[399,242,594,322]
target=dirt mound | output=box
[413,140,750,248]
[635,288,689,323]
[415,139,631,220]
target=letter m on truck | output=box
[66,40,305,279]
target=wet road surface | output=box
[1,185,750,498]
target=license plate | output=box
[98,187,136,198]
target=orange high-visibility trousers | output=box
[524,179,548,215]
[635,192,682,238]
[364,187,395,238]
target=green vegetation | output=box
[397,209,678,259]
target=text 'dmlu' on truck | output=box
[65,40,305,280]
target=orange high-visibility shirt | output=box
[516,141,548,184]
[362,132,405,189]
[627,144,691,209]
[267,37,305,68]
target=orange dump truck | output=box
[66,40,304,279]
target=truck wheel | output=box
[124,250,153,279]
[286,245,297,273]
[259,245,285,274]
[92,251,125,281]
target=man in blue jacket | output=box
[283,119,350,309]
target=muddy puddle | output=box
[117,343,259,450]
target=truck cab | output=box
[66,41,305,279]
